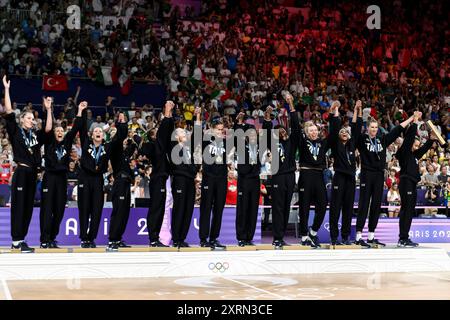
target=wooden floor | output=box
[1,272,450,300]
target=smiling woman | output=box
[2,75,53,253]
[39,101,85,248]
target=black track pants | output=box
[171,175,196,243]
[147,175,168,242]
[77,173,104,242]
[398,177,417,240]
[236,177,260,242]
[329,172,355,241]
[356,170,384,233]
[271,173,295,241]
[298,170,327,236]
[199,175,227,242]
[40,171,67,243]
[109,177,131,242]
[11,166,37,242]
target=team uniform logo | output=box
[55,145,67,161]
[365,137,383,152]
[208,141,225,164]
[21,128,38,154]
[307,141,321,160]
[277,142,285,162]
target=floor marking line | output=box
[413,272,450,282]
[220,276,291,300]
[1,279,13,300]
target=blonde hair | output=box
[304,121,318,137]
[368,117,378,126]
[19,111,35,127]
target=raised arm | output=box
[327,101,341,147]
[108,112,128,154]
[157,101,175,152]
[69,102,87,138]
[191,107,203,152]
[350,100,363,143]
[2,76,12,114]
[80,102,88,146]
[43,97,53,133]
[385,114,415,146]
[414,127,441,160]
[400,112,422,154]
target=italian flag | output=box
[95,66,118,86]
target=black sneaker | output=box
[12,241,35,253]
[40,242,50,249]
[245,240,255,246]
[331,240,343,246]
[107,242,119,252]
[300,238,318,248]
[89,241,97,248]
[342,239,353,246]
[178,241,190,248]
[354,239,371,248]
[117,241,131,248]
[210,240,226,249]
[272,240,284,249]
[172,241,180,248]
[308,231,321,248]
[80,241,91,248]
[238,240,246,247]
[397,239,419,248]
[367,239,385,247]
[200,240,212,248]
[150,240,168,247]
[49,240,60,249]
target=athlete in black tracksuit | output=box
[169,110,201,248]
[2,76,53,253]
[77,108,114,248]
[396,117,438,247]
[327,102,362,246]
[40,103,84,248]
[234,117,264,247]
[199,119,231,249]
[263,100,299,248]
[296,120,331,248]
[354,114,414,247]
[107,113,136,251]
[140,103,174,247]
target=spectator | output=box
[387,183,401,218]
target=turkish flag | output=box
[42,75,68,91]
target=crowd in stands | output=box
[0,0,449,219]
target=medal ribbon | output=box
[20,127,34,149]
[93,144,104,166]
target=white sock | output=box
[355,232,362,241]
[301,236,309,242]
[12,240,22,246]
[368,232,375,240]
[309,229,317,236]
